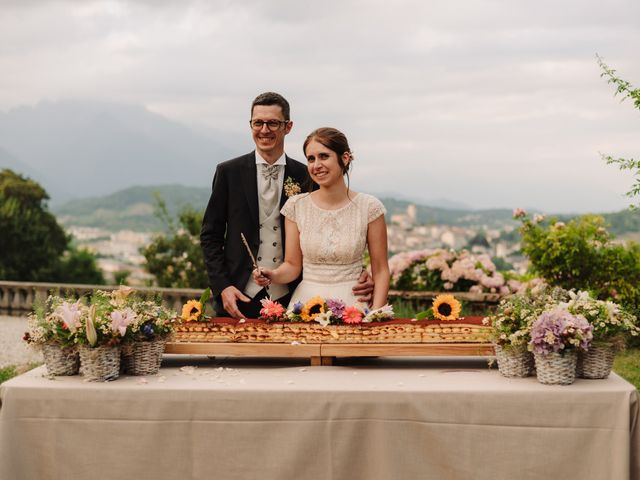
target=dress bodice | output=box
[281,193,386,284]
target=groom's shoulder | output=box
[217,152,254,172]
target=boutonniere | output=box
[284,176,302,197]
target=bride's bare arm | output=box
[367,215,390,309]
[253,217,302,285]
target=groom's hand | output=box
[353,270,374,304]
[221,286,250,319]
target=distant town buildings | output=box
[67,203,528,286]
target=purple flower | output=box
[292,302,304,314]
[529,308,592,355]
[326,299,346,318]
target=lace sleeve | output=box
[367,195,386,223]
[280,195,299,223]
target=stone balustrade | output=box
[0,281,502,316]
[0,281,206,315]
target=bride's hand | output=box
[252,267,272,287]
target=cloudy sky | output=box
[1,0,639,213]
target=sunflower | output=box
[301,296,326,322]
[432,294,462,321]
[181,300,202,322]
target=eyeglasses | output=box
[250,119,289,131]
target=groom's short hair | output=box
[251,92,290,121]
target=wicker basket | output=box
[534,351,577,385]
[121,339,166,376]
[79,344,121,382]
[495,344,535,377]
[42,344,79,376]
[577,343,615,379]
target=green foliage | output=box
[0,169,105,283]
[52,247,106,285]
[141,196,208,288]
[518,213,640,313]
[0,169,68,281]
[598,55,640,207]
[113,270,131,285]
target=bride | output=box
[253,127,390,310]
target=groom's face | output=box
[251,104,292,159]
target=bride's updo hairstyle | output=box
[303,127,353,176]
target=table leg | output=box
[310,356,322,366]
[321,356,334,366]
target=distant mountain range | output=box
[0,100,237,203]
[52,184,640,236]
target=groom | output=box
[200,92,372,319]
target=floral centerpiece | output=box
[24,296,83,375]
[259,297,394,326]
[484,285,572,377]
[560,290,639,378]
[528,308,593,385]
[110,286,179,375]
[75,290,127,381]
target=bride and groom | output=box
[200,92,390,319]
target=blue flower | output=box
[292,302,304,314]
[142,323,155,339]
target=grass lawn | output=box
[613,347,640,390]
[0,363,41,386]
[0,366,17,385]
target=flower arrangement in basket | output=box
[258,296,394,326]
[559,290,639,378]
[110,286,178,375]
[484,285,572,377]
[528,308,593,385]
[74,290,128,381]
[23,296,83,376]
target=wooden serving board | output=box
[164,341,495,366]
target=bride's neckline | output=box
[308,191,360,211]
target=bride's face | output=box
[305,139,349,187]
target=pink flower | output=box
[260,299,285,319]
[513,207,526,219]
[55,300,82,333]
[342,306,363,324]
[110,308,136,337]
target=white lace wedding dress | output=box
[281,192,386,307]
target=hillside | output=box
[53,184,640,235]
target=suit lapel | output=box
[242,153,259,234]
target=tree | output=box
[141,196,208,288]
[0,169,68,281]
[598,55,640,206]
[516,211,640,313]
[52,247,106,285]
[0,169,105,283]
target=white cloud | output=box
[0,0,639,212]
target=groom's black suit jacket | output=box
[200,151,310,302]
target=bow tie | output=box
[260,164,280,180]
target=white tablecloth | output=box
[1,356,638,480]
